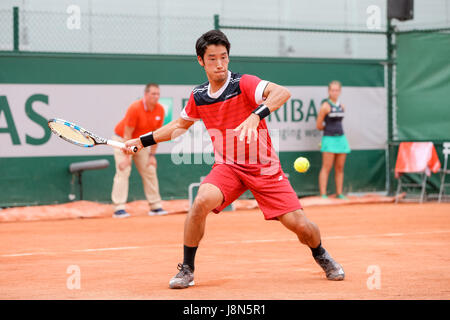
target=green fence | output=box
[383,29,450,197]
[0,7,214,55]
[1,7,389,59]
[395,31,450,141]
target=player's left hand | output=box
[233,113,260,143]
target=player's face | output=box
[145,86,160,105]
[328,84,341,101]
[198,44,229,84]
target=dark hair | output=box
[145,83,159,92]
[195,30,230,60]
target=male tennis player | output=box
[123,30,345,288]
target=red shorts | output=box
[201,164,302,220]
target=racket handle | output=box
[107,140,138,153]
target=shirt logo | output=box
[225,92,239,99]
[278,175,283,181]
[155,116,161,120]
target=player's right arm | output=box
[316,102,331,131]
[123,92,199,154]
[153,117,195,142]
[122,117,194,153]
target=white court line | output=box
[1,230,449,258]
[2,252,38,257]
[1,251,55,257]
[204,230,450,245]
[72,246,141,252]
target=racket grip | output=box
[107,140,138,153]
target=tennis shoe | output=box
[169,263,195,289]
[314,249,345,281]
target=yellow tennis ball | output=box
[294,157,310,173]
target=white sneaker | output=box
[148,208,168,216]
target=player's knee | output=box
[293,211,311,233]
[192,195,213,216]
[295,220,310,235]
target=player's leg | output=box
[111,137,132,217]
[276,209,320,248]
[169,183,224,289]
[277,210,345,280]
[319,152,335,198]
[245,168,344,281]
[184,182,223,247]
[170,165,246,289]
[334,153,347,198]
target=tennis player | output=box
[123,30,345,289]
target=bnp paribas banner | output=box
[0,84,386,157]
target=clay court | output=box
[1,200,449,300]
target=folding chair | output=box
[394,142,441,203]
[395,170,428,203]
[438,142,450,203]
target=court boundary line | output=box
[1,229,449,258]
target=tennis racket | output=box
[48,118,138,153]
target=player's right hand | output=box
[233,113,260,143]
[122,138,144,155]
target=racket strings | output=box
[49,122,95,146]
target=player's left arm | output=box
[234,82,291,143]
[261,82,291,112]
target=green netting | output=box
[0,9,13,51]
[395,31,450,141]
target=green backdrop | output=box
[395,32,450,141]
[0,52,386,206]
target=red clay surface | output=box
[1,202,450,299]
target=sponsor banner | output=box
[0,84,386,157]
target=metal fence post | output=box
[387,18,395,195]
[214,14,220,30]
[13,6,19,52]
